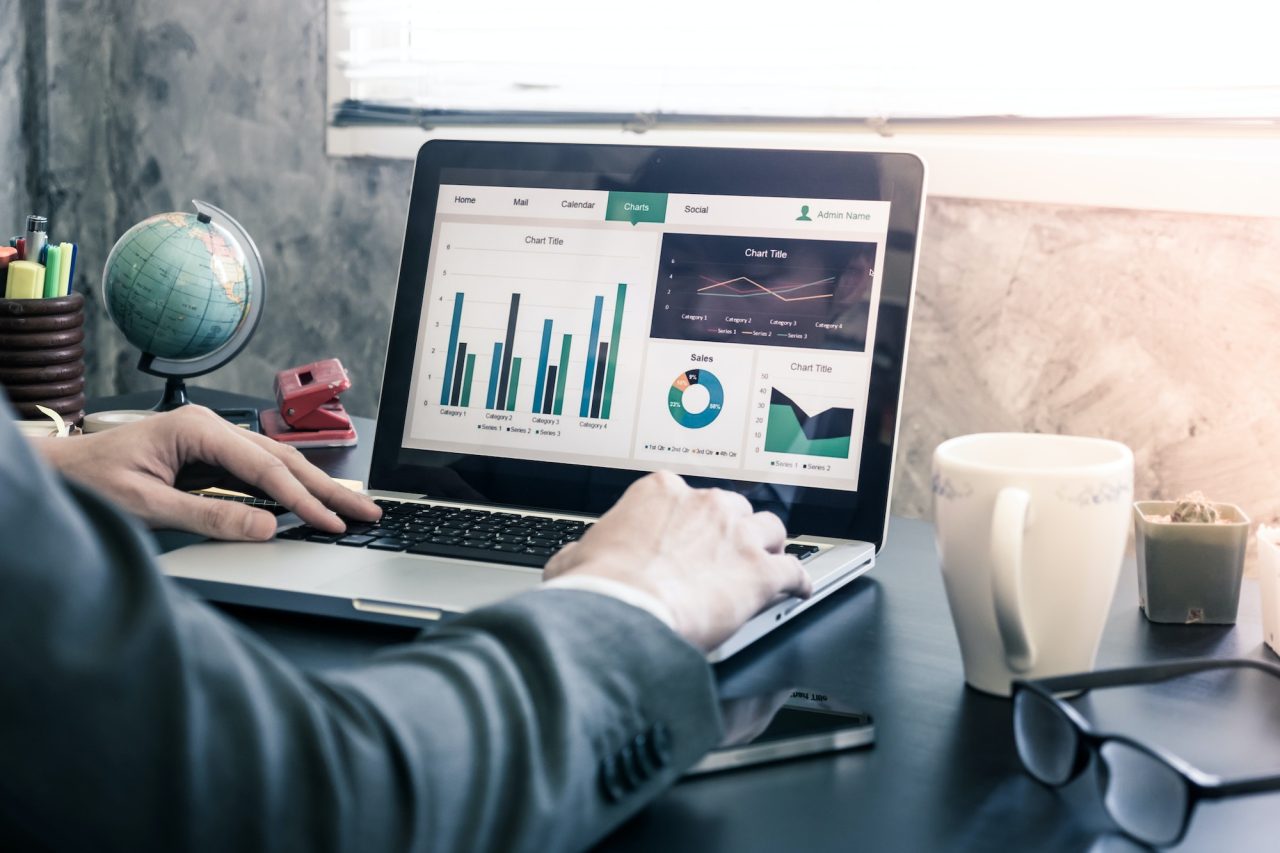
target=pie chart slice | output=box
[668,368,724,429]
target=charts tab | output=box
[650,233,878,352]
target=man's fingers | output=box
[187,415,346,533]
[743,511,787,554]
[543,540,581,577]
[234,427,381,522]
[769,553,813,600]
[148,486,278,541]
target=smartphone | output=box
[684,690,874,776]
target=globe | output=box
[104,212,252,359]
[102,201,266,409]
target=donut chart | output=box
[667,368,724,429]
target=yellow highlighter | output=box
[57,242,73,296]
[4,260,45,299]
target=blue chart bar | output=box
[439,293,464,405]
[579,295,604,418]
[532,319,552,415]
[486,342,503,409]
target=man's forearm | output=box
[1,427,720,852]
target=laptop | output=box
[161,141,926,662]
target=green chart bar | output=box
[599,282,627,419]
[505,357,522,411]
[459,353,476,407]
[439,292,464,405]
[553,334,572,416]
[486,342,503,409]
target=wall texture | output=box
[0,0,28,231]
[18,1,1280,542]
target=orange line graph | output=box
[696,275,836,302]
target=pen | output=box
[24,215,48,267]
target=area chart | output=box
[763,388,853,459]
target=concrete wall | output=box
[16,0,1280,537]
[0,0,29,233]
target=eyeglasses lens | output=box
[1013,690,1079,785]
[1099,740,1189,846]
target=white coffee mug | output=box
[932,433,1134,696]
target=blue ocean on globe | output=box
[103,212,253,360]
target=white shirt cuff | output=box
[540,575,677,631]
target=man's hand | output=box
[35,406,380,540]
[544,471,812,652]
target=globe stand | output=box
[154,375,192,411]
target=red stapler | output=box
[260,358,358,448]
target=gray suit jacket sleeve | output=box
[0,407,723,853]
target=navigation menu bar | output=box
[437,185,890,233]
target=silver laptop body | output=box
[162,141,925,663]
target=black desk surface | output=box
[93,390,1280,852]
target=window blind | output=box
[331,1,1280,128]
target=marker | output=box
[57,242,72,296]
[4,260,44,299]
[16,237,25,260]
[66,243,77,294]
[24,215,47,267]
[43,244,61,298]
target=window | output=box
[330,1,1278,127]
[326,1,1280,216]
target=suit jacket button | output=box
[599,754,625,802]
[645,722,672,769]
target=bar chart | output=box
[436,283,629,418]
[408,221,657,461]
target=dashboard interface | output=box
[401,184,891,493]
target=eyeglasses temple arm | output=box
[1026,658,1280,694]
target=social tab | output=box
[605,192,668,225]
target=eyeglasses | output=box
[1012,658,1280,847]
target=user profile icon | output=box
[796,205,812,221]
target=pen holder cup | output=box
[0,292,87,427]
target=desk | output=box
[92,390,1280,852]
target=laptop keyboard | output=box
[203,493,822,569]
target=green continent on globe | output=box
[104,212,252,360]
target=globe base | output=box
[153,376,192,411]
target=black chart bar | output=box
[495,293,520,411]
[449,342,468,407]
[589,341,609,419]
[542,365,557,415]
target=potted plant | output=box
[1132,492,1250,624]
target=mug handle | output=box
[990,487,1036,673]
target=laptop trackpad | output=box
[316,556,542,613]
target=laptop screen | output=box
[372,143,924,547]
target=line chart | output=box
[696,275,836,302]
[649,233,877,352]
